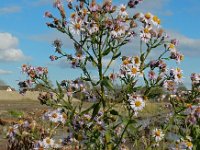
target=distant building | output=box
[0,85,15,91]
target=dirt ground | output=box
[0,91,48,150]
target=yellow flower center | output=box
[169,43,175,49]
[155,130,161,136]
[120,6,126,12]
[52,113,58,118]
[180,55,184,61]
[145,13,151,19]
[177,73,182,79]
[144,28,149,33]
[131,67,138,74]
[62,113,67,119]
[82,9,88,15]
[18,120,24,125]
[153,16,161,24]
[186,141,193,147]
[135,100,142,107]
[75,23,81,30]
[134,56,140,64]
[123,59,129,65]
[70,13,76,19]
[186,103,192,108]
[46,138,51,144]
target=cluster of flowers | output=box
[147,59,167,84]
[191,73,200,86]
[18,65,48,94]
[60,78,86,97]
[7,119,49,149]
[34,136,80,149]
[7,120,33,141]
[163,68,183,92]
[43,108,67,124]
[21,64,48,80]
[172,136,193,150]
[128,94,145,116]
[119,56,141,81]
[167,40,184,63]
[136,12,164,43]
[184,104,200,125]
[45,0,146,71]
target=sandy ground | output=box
[0,91,80,102]
[0,91,40,101]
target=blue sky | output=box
[0,0,200,89]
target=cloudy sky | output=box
[0,0,200,89]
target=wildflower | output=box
[187,115,197,125]
[191,73,200,85]
[152,15,161,27]
[133,56,140,66]
[44,11,53,18]
[128,66,139,77]
[88,23,99,34]
[69,19,84,35]
[118,4,128,18]
[7,125,19,140]
[163,80,177,92]
[43,137,55,148]
[194,106,200,118]
[49,111,60,123]
[129,95,145,112]
[152,128,165,142]
[168,43,176,52]
[148,70,156,80]
[140,27,151,43]
[170,68,183,83]
[90,1,99,12]
[49,55,58,61]
[143,12,152,23]
[177,137,193,150]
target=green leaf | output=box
[140,53,145,62]
[102,48,111,56]
[56,81,64,99]
[101,77,114,90]
[91,102,101,119]
[112,52,121,60]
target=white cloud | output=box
[0,69,13,75]
[0,33,30,62]
[0,6,21,15]
[167,31,200,56]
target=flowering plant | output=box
[7,0,200,149]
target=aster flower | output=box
[88,23,99,34]
[48,110,60,123]
[148,70,156,80]
[117,4,128,18]
[128,66,139,77]
[140,27,151,43]
[90,1,99,12]
[143,12,152,23]
[168,43,176,53]
[152,128,165,142]
[129,95,145,112]
[151,15,161,27]
[43,137,55,148]
[163,80,177,92]
[69,19,84,35]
